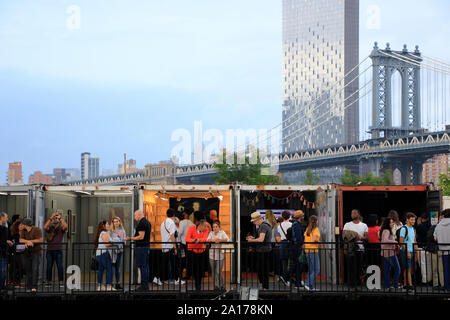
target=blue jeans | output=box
[46,250,64,282]
[0,255,7,289]
[383,255,400,289]
[136,247,149,288]
[306,252,320,289]
[112,252,123,284]
[97,252,113,285]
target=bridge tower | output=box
[363,43,425,184]
[370,42,423,139]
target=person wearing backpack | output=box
[399,212,419,293]
[277,211,292,286]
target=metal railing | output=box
[1,241,448,298]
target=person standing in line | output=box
[399,212,418,293]
[277,211,292,286]
[185,219,209,291]
[8,216,24,288]
[303,215,320,291]
[94,221,115,291]
[289,210,305,288]
[416,213,432,286]
[160,208,179,285]
[44,212,67,288]
[207,220,230,292]
[246,212,272,290]
[0,213,13,291]
[178,208,194,281]
[126,210,151,292]
[426,213,444,290]
[380,217,400,291]
[434,209,450,292]
[109,217,126,290]
[19,218,43,293]
[342,209,368,292]
[367,214,381,267]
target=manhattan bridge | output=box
[72,43,450,186]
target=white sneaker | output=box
[175,279,185,285]
[106,285,116,291]
[153,277,162,286]
[304,285,310,291]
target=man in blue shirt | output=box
[399,212,418,292]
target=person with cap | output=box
[19,218,43,293]
[246,212,272,290]
[289,210,305,289]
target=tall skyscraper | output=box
[7,161,23,185]
[282,0,359,151]
[81,152,100,180]
[281,0,359,183]
[81,152,90,180]
[88,157,100,179]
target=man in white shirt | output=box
[342,209,368,291]
[160,208,178,284]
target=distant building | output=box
[28,171,53,185]
[81,152,100,179]
[81,152,90,180]
[144,161,176,184]
[422,153,449,185]
[88,157,100,179]
[7,162,23,185]
[118,159,139,174]
[65,168,81,182]
[53,168,69,184]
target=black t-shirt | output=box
[135,218,151,247]
[416,220,431,247]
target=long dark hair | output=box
[94,220,108,248]
[379,217,393,241]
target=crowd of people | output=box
[246,210,321,291]
[1,206,449,294]
[342,208,450,293]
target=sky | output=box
[0,0,449,183]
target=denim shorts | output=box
[399,250,414,269]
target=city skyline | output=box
[1,0,449,184]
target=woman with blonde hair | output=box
[265,210,277,228]
[304,215,320,291]
[110,216,126,290]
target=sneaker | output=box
[153,277,162,286]
[304,285,310,291]
[164,280,175,285]
[279,276,287,286]
[300,280,305,286]
[97,285,106,291]
[106,285,116,291]
[175,279,185,285]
